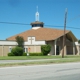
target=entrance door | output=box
[24,48,28,53]
[56,46,59,55]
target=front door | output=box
[56,46,59,55]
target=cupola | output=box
[30,6,44,29]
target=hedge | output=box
[8,53,15,56]
[29,53,43,56]
[22,52,43,56]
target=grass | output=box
[0,55,80,67]
[0,56,61,60]
[0,55,80,60]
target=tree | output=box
[15,36,24,48]
[78,40,80,54]
[78,40,80,44]
[41,45,51,55]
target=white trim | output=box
[0,41,17,46]
[25,37,45,45]
[0,39,45,46]
[32,27,41,30]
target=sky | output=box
[0,0,80,40]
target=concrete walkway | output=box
[0,59,59,64]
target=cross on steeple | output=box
[35,6,39,21]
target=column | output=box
[55,40,57,56]
[78,45,80,55]
[73,41,75,55]
[64,45,67,55]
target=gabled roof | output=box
[6,27,77,41]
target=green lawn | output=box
[0,56,61,60]
[0,55,80,60]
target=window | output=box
[32,24,43,27]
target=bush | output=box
[29,53,43,56]
[22,52,43,56]
[8,53,14,56]
[11,47,23,56]
[41,45,51,56]
[22,53,27,56]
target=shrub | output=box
[41,45,51,56]
[22,53,27,56]
[29,52,43,56]
[22,52,43,56]
[8,53,14,56]
[11,47,23,56]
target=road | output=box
[0,62,80,80]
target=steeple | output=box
[30,6,44,29]
[35,6,39,21]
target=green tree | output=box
[15,36,24,48]
[41,45,51,55]
[78,40,80,44]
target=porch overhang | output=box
[66,31,78,42]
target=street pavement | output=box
[0,62,80,80]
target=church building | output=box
[0,7,79,56]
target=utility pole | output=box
[62,8,68,58]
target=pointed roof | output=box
[6,27,77,41]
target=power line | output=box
[45,25,80,30]
[0,21,80,30]
[45,25,63,27]
[68,14,80,23]
[67,26,80,29]
[0,22,30,25]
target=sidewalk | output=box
[0,59,59,64]
[0,59,58,64]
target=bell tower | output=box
[31,6,44,29]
